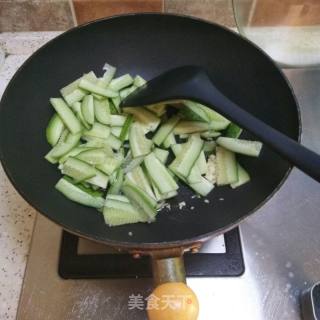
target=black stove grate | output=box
[58,228,244,279]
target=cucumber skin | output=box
[46,113,65,146]
[55,177,104,208]
[217,137,263,157]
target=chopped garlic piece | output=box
[178,201,186,210]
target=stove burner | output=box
[58,228,244,279]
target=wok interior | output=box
[0,14,299,247]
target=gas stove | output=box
[16,68,320,320]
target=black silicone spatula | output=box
[121,65,320,182]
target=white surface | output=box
[0,32,61,320]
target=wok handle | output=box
[189,73,320,183]
[147,255,199,320]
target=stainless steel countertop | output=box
[17,67,320,320]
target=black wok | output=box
[0,13,300,319]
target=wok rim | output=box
[0,12,301,250]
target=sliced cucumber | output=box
[231,164,250,189]
[86,169,109,189]
[169,134,204,178]
[181,101,210,122]
[103,200,148,226]
[58,146,94,164]
[45,131,81,163]
[224,123,243,138]
[46,113,65,146]
[111,96,121,113]
[144,153,179,194]
[200,130,221,139]
[94,99,110,125]
[62,157,96,182]
[97,157,121,175]
[110,115,127,126]
[108,168,124,194]
[200,104,230,127]
[72,102,90,129]
[106,134,122,150]
[83,123,110,139]
[119,114,133,142]
[126,166,155,199]
[153,115,180,146]
[79,78,118,97]
[187,163,202,184]
[216,146,238,185]
[111,127,122,138]
[162,132,176,149]
[55,177,104,208]
[189,176,214,196]
[81,95,95,125]
[105,194,129,202]
[171,143,183,156]
[217,137,262,157]
[123,107,160,132]
[129,122,152,158]
[109,74,134,91]
[123,151,144,173]
[50,98,82,134]
[133,75,147,87]
[196,151,207,175]
[102,63,116,85]
[153,148,169,164]
[120,86,136,100]
[122,181,157,221]
[60,72,96,106]
[76,148,107,165]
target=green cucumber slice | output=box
[72,102,90,129]
[81,95,95,125]
[169,134,204,178]
[162,132,176,149]
[189,176,214,196]
[97,157,121,175]
[50,98,82,134]
[105,194,129,202]
[181,101,210,122]
[153,115,180,146]
[153,148,169,163]
[60,71,97,106]
[102,64,116,85]
[187,163,202,184]
[173,120,222,134]
[119,86,136,100]
[46,113,65,146]
[110,115,127,126]
[200,130,221,139]
[216,146,238,185]
[106,134,122,150]
[126,166,155,199]
[45,131,81,163]
[94,99,110,125]
[196,151,207,175]
[55,177,104,208]
[58,146,94,164]
[83,123,111,139]
[119,114,133,142]
[129,123,152,158]
[199,104,230,127]
[109,74,134,91]
[224,123,243,138]
[111,96,121,113]
[86,169,109,189]
[122,181,157,221]
[133,75,147,87]
[62,157,96,182]
[79,78,118,97]
[144,153,179,194]
[217,137,262,157]
[76,148,107,165]
[108,168,124,194]
[231,164,250,189]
